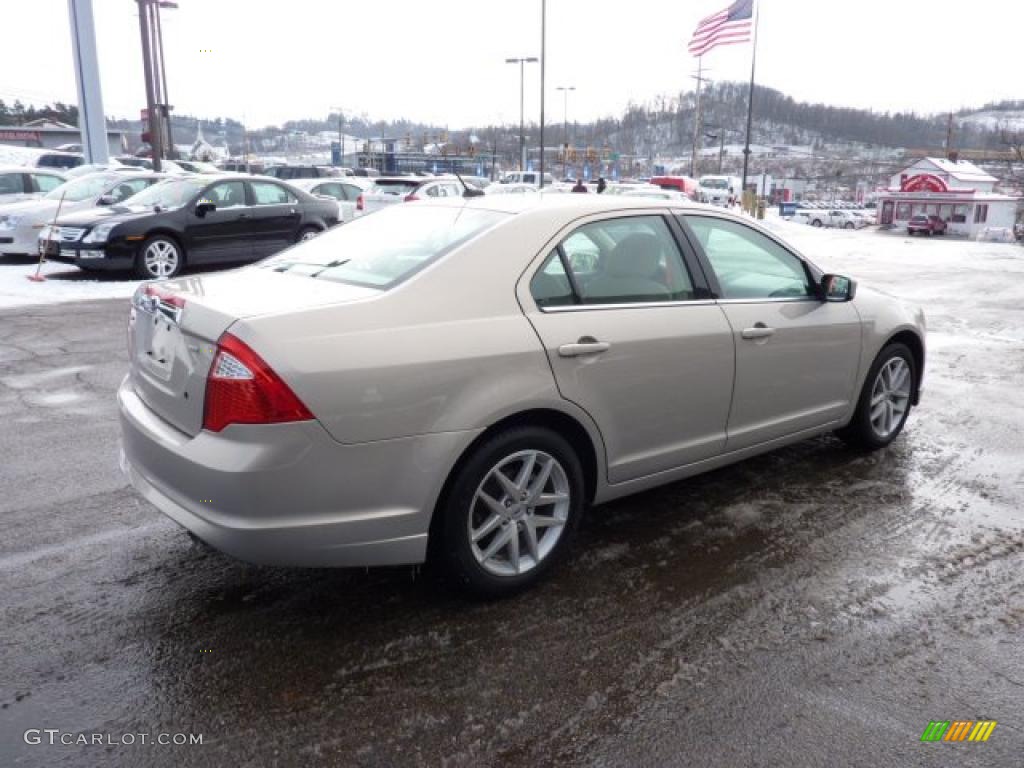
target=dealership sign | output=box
[901,173,951,193]
[0,130,41,142]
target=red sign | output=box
[0,130,41,142]
[901,173,950,193]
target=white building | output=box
[876,157,1018,237]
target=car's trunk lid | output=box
[128,269,380,436]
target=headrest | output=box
[606,233,662,277]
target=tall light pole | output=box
[506,56,538,171]
[539,0,546,188]
[136,0,177,171]
[556,85,574,179]
[331,105,345,167]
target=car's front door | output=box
[520,213,735,484]
[184,180,252,262]
[248,180,302,257]
[681,213,862,451]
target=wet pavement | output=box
[1,235,1023,767]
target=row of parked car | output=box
[0,164,340,279]
[0,154,710,281]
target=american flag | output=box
[688,0,754,57]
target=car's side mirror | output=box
[97,194,116,206]
[194,199,216,218]
[821,273,856,302]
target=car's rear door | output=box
[680,213,862,451]
[248,180,302,257]
[520,212,735,484]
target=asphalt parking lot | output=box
[1,230,1023,766]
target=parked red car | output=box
[907,214,947,236]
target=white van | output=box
[500,171,554,186]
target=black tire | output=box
[295,225,321,243]
[812,219,823,227]
[133,235,184,279]
[836,342,916,450]
[844,222,854,229]
[437,425,585,598]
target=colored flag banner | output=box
[688,0,753,57]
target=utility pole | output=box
[136,0,177,171]
[331,106,345,167]
[539,0,547,188]
[506,56,538,171]
[690,59,710,179]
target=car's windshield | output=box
[263,205,508,289]
[44,173,116,202]
[126,177,207,209]
[701,178,729,189]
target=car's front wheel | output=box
[437,426,584,597]
[134,235,183,279]
[836,342,916,450]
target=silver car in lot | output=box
[119,195,925,596]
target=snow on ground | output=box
[0,258,141,310]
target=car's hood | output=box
[0,198,90,222]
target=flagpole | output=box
[691,55,703,179]
[740,0,760,203]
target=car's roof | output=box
[422,190,719,217]
[0,165,64,175]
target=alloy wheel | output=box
[869,357,911,438]
[143,240,179,278]
[468,450,570,577]
[299,229,319,241]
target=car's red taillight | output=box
[404,194,420,202]
[356,194,364,211]
[202,332,313,433]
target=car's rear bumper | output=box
[117,376,480,567]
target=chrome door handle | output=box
[741,324,775,339]
[558,339,611,357]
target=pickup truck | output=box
[697,175,739,206]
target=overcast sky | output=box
[1,0,1019,131]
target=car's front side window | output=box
[530,215,695,307]
[684,216,813,300]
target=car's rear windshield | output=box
[262,205,508,289]
[369,179,419,195]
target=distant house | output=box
[876,157,1019,236]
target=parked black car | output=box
[43,174,338,279]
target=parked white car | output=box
[0,166,65,205]
[359,176,464,215]
[288,177,372,223]
[0,171,159,256]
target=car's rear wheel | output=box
[438,426,584,597]
[134,235,183,279]
[836,342,916,450]
[296,226,321,243]
[844,222,854,229]
[812,219,823,227]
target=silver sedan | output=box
[119,195,925,596]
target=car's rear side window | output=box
[370,180,418,195]
[531,215,695,307]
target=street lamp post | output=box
[506,56,538,171]
[331,106,345,167]
[556,85,575,179]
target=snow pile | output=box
[0,260,140,310]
